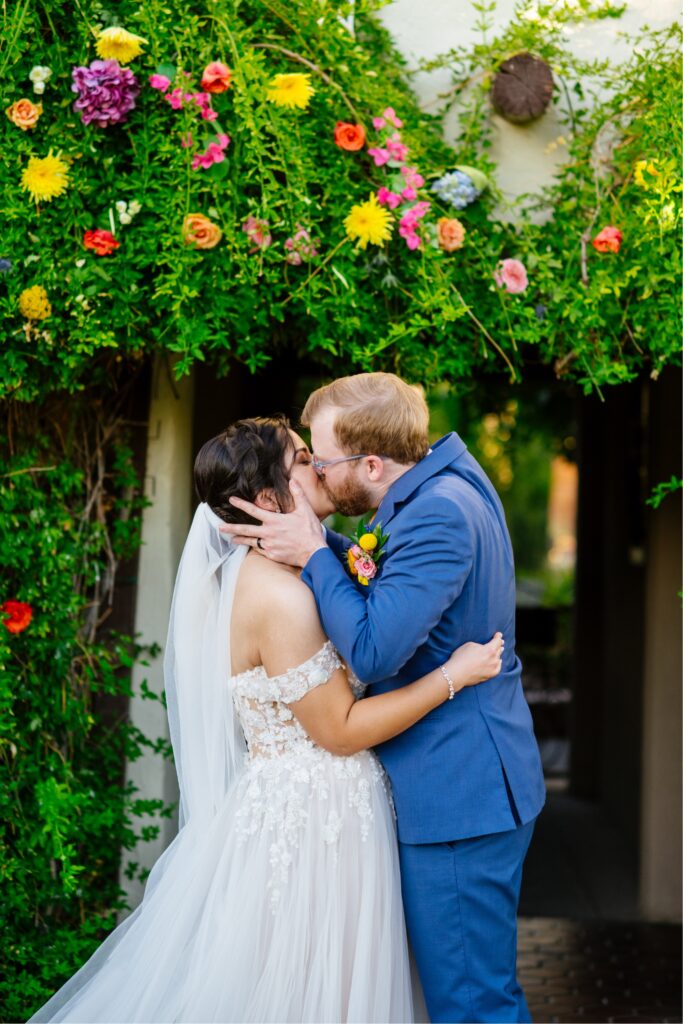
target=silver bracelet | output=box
[439,664,457,700]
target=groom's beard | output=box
[321,472,373,518]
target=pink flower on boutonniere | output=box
[355,557,377,582]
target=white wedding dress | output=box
[29,640,415,1022]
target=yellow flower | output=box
[345,195,393,249]
[95,26,147,64]
[359,533,378,552]
[19,286,51,320]
[358,576,369,586]
[21,151,69,203]
[266,73,315,110]
[634,159,659,189]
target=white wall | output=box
[119,357,194,913]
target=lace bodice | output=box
[230,641,388,911]
[231,640,365,761]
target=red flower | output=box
[84,229,120,256]
[200,61,232,94]
[333,121,366,152]
[1,600,32,634]
[592,226,623,253]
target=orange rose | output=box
[200,61,232,94]
[6,98,42,130]
[592,226,622,253]
[437,217,466,252]
[182,214,222,250]
[334,122,366,152]
[84,229,120,256]
[1,600,33,634]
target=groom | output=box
[222,372,545,1023]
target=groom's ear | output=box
[364,455,385,480]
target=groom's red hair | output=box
[301,372,430,465]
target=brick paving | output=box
[519,917,682,1023]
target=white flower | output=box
[128,200,141,216]
[119,212,132,225]
[29,65,52,94]
[115,201,127,214]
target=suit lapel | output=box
[369,432,467,531]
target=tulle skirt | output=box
[28,748,414,1023]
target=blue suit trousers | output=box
[398,819,536,1023]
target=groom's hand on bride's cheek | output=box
[219,481,327,568]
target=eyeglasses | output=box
[311,453,368,476]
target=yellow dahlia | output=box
[266,73,315,110]
[344,195,393,248]
[21,151,69,203]
[95,26,147,64]
[19,286,51,320]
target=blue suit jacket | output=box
[302,432,545,844]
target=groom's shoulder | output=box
[394,475,475,530]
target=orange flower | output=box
[592,226,622,253]
[334,121,366,152]
[182,213,222,250]
[1,600,33,634]
[347,549,359,576]
[6,98,42,130]
[437,217,466,252]
[201,61,232,94]
[84,229,120,256]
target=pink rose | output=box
[350,544,363,558]
[355,557,377,580]
[494,258,528,294]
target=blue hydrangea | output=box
[0,259,11,273]
[431,170,480,210]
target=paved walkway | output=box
[519,917,682,1023]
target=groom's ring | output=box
[256,538,264,550]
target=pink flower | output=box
[401,166,424,189]
[386,133,409,163]
[355,557,377,580]
[180,131,193,148]
[165,88,185,110]
[242,215,272,250]
[377,186,402,209]
[191,132,230,170]
[284,225,318,264]
[350,544,363,558]
[149,74,171,92]
[494,258,528,294]
[383,107,403,128]
[401,186,417,201]
[368,147,390,166]
[372,115,386,130]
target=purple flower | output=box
[71,59,140,127]
[0,259,12,273]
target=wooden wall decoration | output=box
[491,52,555,124]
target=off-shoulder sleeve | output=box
[270,640,343,704]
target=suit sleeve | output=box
[323,527,353,561]
[301,499,474,684]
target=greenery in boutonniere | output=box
[346,520,389,586]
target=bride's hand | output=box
[444,632,505,692]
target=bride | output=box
[29,415,504,1024]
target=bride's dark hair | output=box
[194,415,296,526]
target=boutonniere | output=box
[346,520,389,587]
